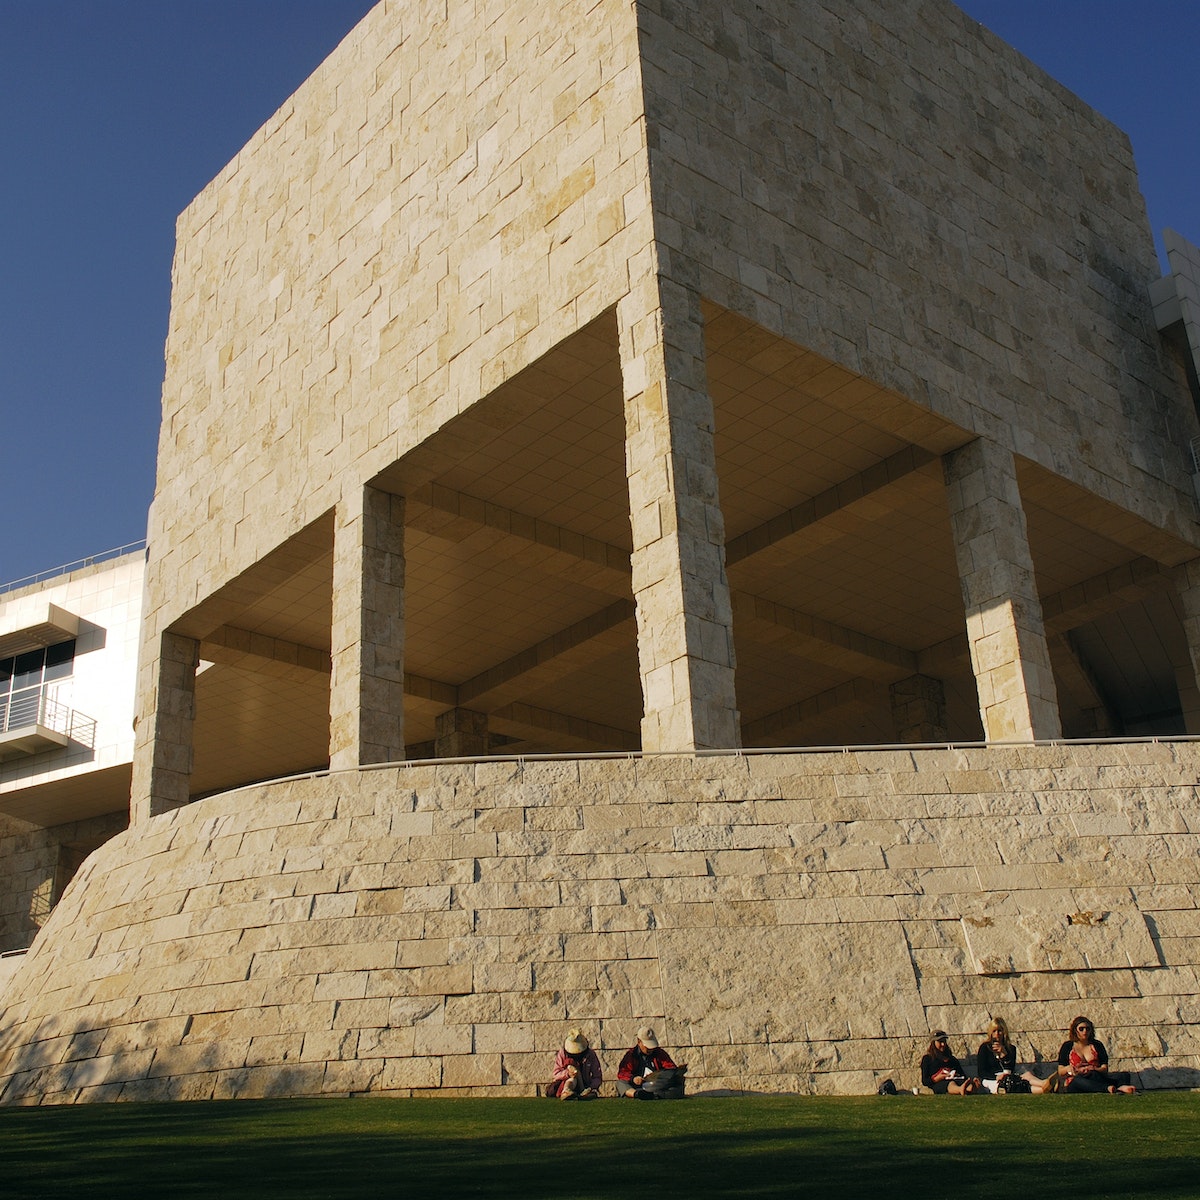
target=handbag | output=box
[998,1073,1032,1094]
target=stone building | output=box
[2,0,1200,1101]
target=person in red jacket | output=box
[617,1027,687,1099]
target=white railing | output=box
[0,540,146,596]
[0,687,96,749]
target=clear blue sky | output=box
[2,1,1197,587]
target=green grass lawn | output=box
[3,1093,1197,1199]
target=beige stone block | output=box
[442,1053,501,1088]
[245,1033,303,1067]
[444,993,503,1025]
[712,900,776,927]
[355,1026,417,1059]
[397,938,450,969]
[419,911,474,939]
[299,1029,360,1063]
[473,962,533,993]
[473,1021,535,1054]
[413,1024,472,1057]
[394,964,473,997]
[962,902,1159,975]
[883,843,944,870]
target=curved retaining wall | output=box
[1,746,1199,1103]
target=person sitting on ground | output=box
[919,1031,983,1095]
[976,1016,1050,1093]
[617,1026,687,1099]
[1056,1016,1137,1094]
[549,1028,602,1100]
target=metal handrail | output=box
[0,540,146,596]
[0,686,96,749]
[211,732,1200,800]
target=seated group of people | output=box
[549,1027,687,1100]
[920,1015,1138,1096]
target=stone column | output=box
[1173,664,1200,735]
[889,674,948,742]
[130,630,199,823]
[435,708,489,758]
[329,485,406,769]
[1172,557,1200,733]
[617,276,740,751]
[943,438,1061,741]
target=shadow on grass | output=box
[3,1094,1198,1199]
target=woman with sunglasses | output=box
[919,1031,982,1095]
[1056,1016,1138,1094]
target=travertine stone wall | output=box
[2,746,1198,1104]
[137,0,1200,812]
[139,0,650,703]
[639,0,1198,543]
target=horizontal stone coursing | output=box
[1,744,1198,1103]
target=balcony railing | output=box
[0,540,146,596]
[0,687,96,760]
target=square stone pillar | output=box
[435,708,489,758]
[617,276,740,751]
[889,674,948,743]
[943,438,1061,741]
[1172,557,1200,733]
[329,485,406,769]
[1173,662,1200,735]
[131,630,199,823]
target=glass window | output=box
[12,650,44,692]
[44,640,75,681]
[0,639,76,696]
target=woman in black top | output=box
[976,1017,1048,1093]
[1057,1016,1137,1094]
[919,1031,982,1095]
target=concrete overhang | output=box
[0,762,132,827]
[0,723,70,762]
[0,720,69,758]
[0,604,80,659]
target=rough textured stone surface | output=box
[2,746,1199,1103]
[131,0,1200,812]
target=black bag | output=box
[876,1078,898,1096]
[998,1074,1032,1094]
[642,1067,686,1099]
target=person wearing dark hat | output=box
[919,1031,982,1095]
[549,1028,602,1100]
[617,1027,687,1099]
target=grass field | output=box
[3,1092,1198,1198]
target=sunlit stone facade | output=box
[3,0,1200,1101]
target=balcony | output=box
[0,687,96,762]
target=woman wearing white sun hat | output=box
[549,1028,603,1100]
